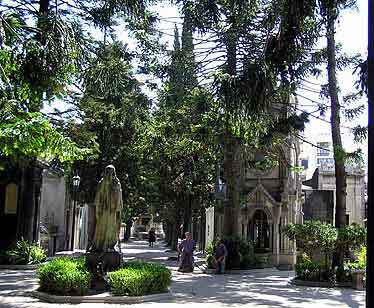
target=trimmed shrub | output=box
[4,239,46,265]
[37,257,92,296]
[108,261,171,296]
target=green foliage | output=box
[285,221,366,259]
[0,0,155,166]
[295,260,334,282]
[345,246,366,272]
[4,239,46,265]
[0,7,91,163]
[283,220,337,258]
[37,257,91,296]
[0,112,89,162]
[150,24,218,245]
[205,241,215,268]
[285,221,366,282]
[341,246,366,282]
[108,261,171,296]
[205,237,262,270]
[70,41,152,208]
[337,224,366,252]
[358,246,367,267]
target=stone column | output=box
[16,162,43,243]
[273,206,281,266]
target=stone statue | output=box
[88,165,123,252]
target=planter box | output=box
[291,279,335,288]
[30,290,173,304]
[0,264,39,270]
[291,278,360,289]
[352,270,366,290]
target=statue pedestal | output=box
[86,251,122,291]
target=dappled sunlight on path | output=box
[0,240,365,307]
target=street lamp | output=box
[70,175,80,251]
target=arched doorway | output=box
[250,209,270,253]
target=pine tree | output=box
[177,0,318,237]
[318,0,359,271]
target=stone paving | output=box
[0,240,365,308]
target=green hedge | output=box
[108,261,171,296]
[37,257,92,296]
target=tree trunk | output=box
[223,134,241,236]
[39,0,50,15]
[16,160,38,242]
[366,4,374,303]
[223,27,240,237]
[171,223,179,251]
[183,194,192,234]
[165,222,172,246]
[326,6,347,269]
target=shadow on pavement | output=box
[0,240,366,307]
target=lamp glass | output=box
[72,175,80,187]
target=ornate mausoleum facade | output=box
[206,140,303,269]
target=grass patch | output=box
[108,261,171,296]
[37,257,91,296]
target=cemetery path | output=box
[0,240,365,308]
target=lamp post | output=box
[367,0,373,304]
[70,175,80,251]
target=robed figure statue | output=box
[88,165,123,252]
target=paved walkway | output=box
[0,240,365,307]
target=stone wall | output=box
[303,190,334,223]
[39,169,66,254]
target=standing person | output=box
[148,228,156,247]
[213,239,228,274]
[177,232,196,272]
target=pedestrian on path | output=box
[177,232,196,272]
[148,228,156,247]
[213,239,228,274]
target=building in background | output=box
[39,168,66,255]
[207,135,303,269]
[0,160,44,251]
[299,131,366,226]
[303,168,366,225]
[299,133,335,181]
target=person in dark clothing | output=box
[148,228,156,247]
[213,239,228,274]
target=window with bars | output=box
[317,142,331,157]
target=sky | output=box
[300,0,368,163]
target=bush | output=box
[37,257,92,296]
[341,246,367,282]
[357,246,366,268]
[295,260,334,282]
[4,239,46,265]
[108,261,171,296]
[205,241,215,269]
[283,221,337,259]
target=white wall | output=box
[39,170,66,252]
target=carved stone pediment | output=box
[245,183,280,208]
